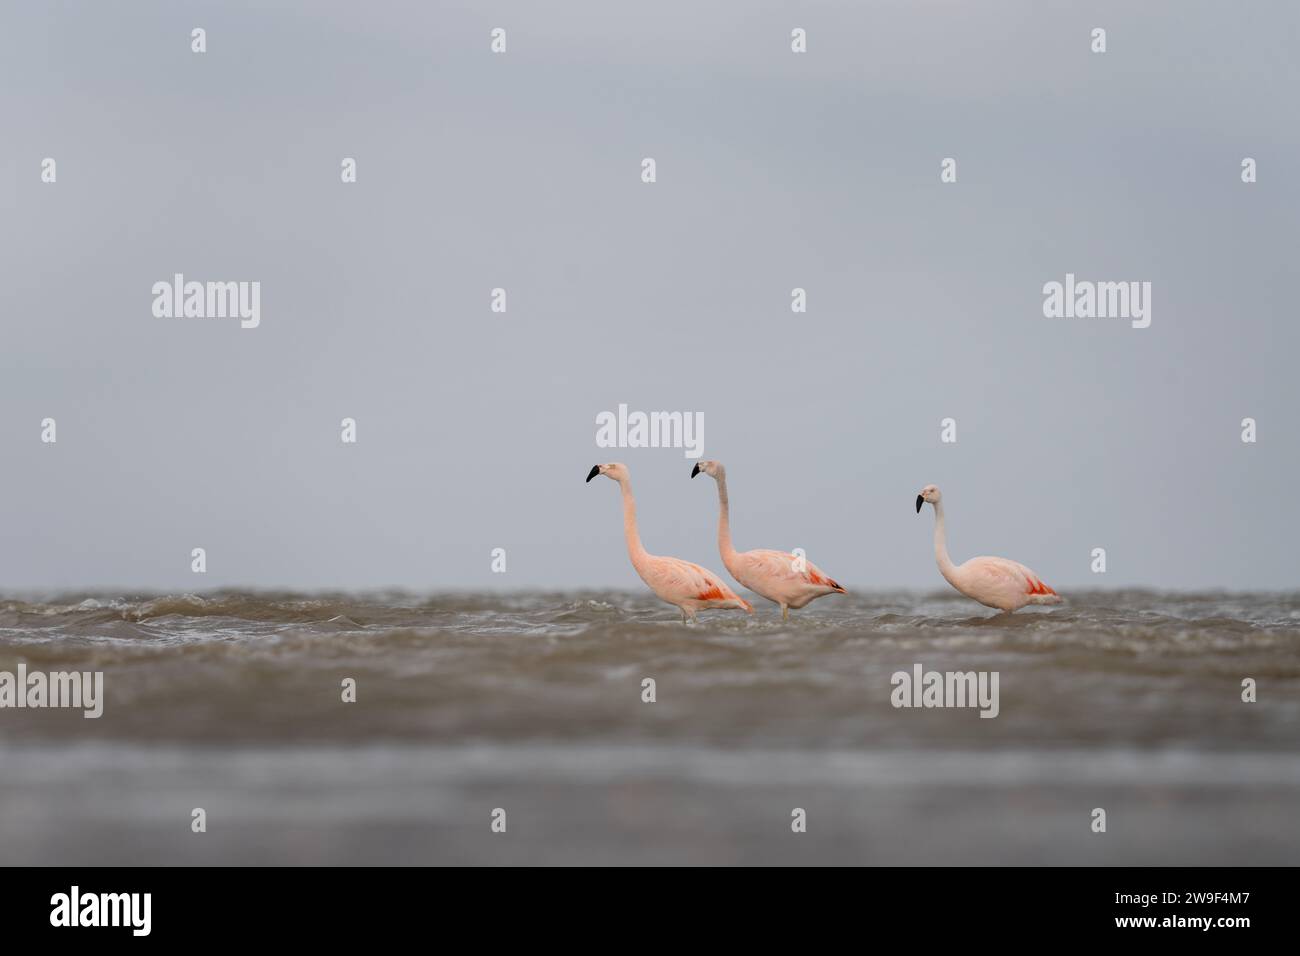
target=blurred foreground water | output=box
[1,589,1296,864]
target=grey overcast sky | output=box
[2,1,1297,592]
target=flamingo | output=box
[691,460,846,620]
[915,484,1062,613]
[586,463,752,621]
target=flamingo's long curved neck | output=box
[617,477,650,571]
[932,500,959,584]
[714,467,740,569]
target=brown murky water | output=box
[1,590,1297,864]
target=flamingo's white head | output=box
[916,483,942,513]
[689,459,724,480]
[586,462,630,483]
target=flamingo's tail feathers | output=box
[697,583,752,613]
[1026,578,1062,605]
[808,568,846,593]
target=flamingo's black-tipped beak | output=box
[586,465,600,483]
[915,495,924,513]
[691,464,700,478]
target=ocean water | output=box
[1,590,1297,865]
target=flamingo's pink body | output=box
[587,463,752,621]
[916,484,1062,613]
[693,461,845,619]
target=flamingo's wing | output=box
[681,560,747,602]
[646,556,743,603]
[803,558,845,591]
[1001,557,1057,597]
[741,549,802,582]
[743,549,844,590]
[967,556,1056,599]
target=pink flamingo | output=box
[587,463,752,621]
[691,460,846,620]
[915,484,1062,613]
